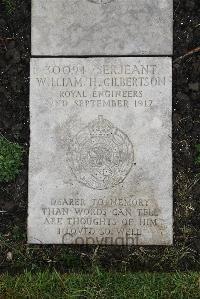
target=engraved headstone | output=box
[32,0,173,56]
[28,57,172,245]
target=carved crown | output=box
[88,115,114,137]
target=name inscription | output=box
[34,63,167,110]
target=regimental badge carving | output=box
[87,0,114,4]
[68,115,134,190]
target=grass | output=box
[2,0,15,14]
[0,271,199,299]
[0,136,23,182]
[195,144,200,165]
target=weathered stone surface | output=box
[28,57,172,245]
[32,0,173,56]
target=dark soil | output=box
[0,0,200,273]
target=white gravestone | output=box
[28,57,172,245]
[32,0,173,56]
